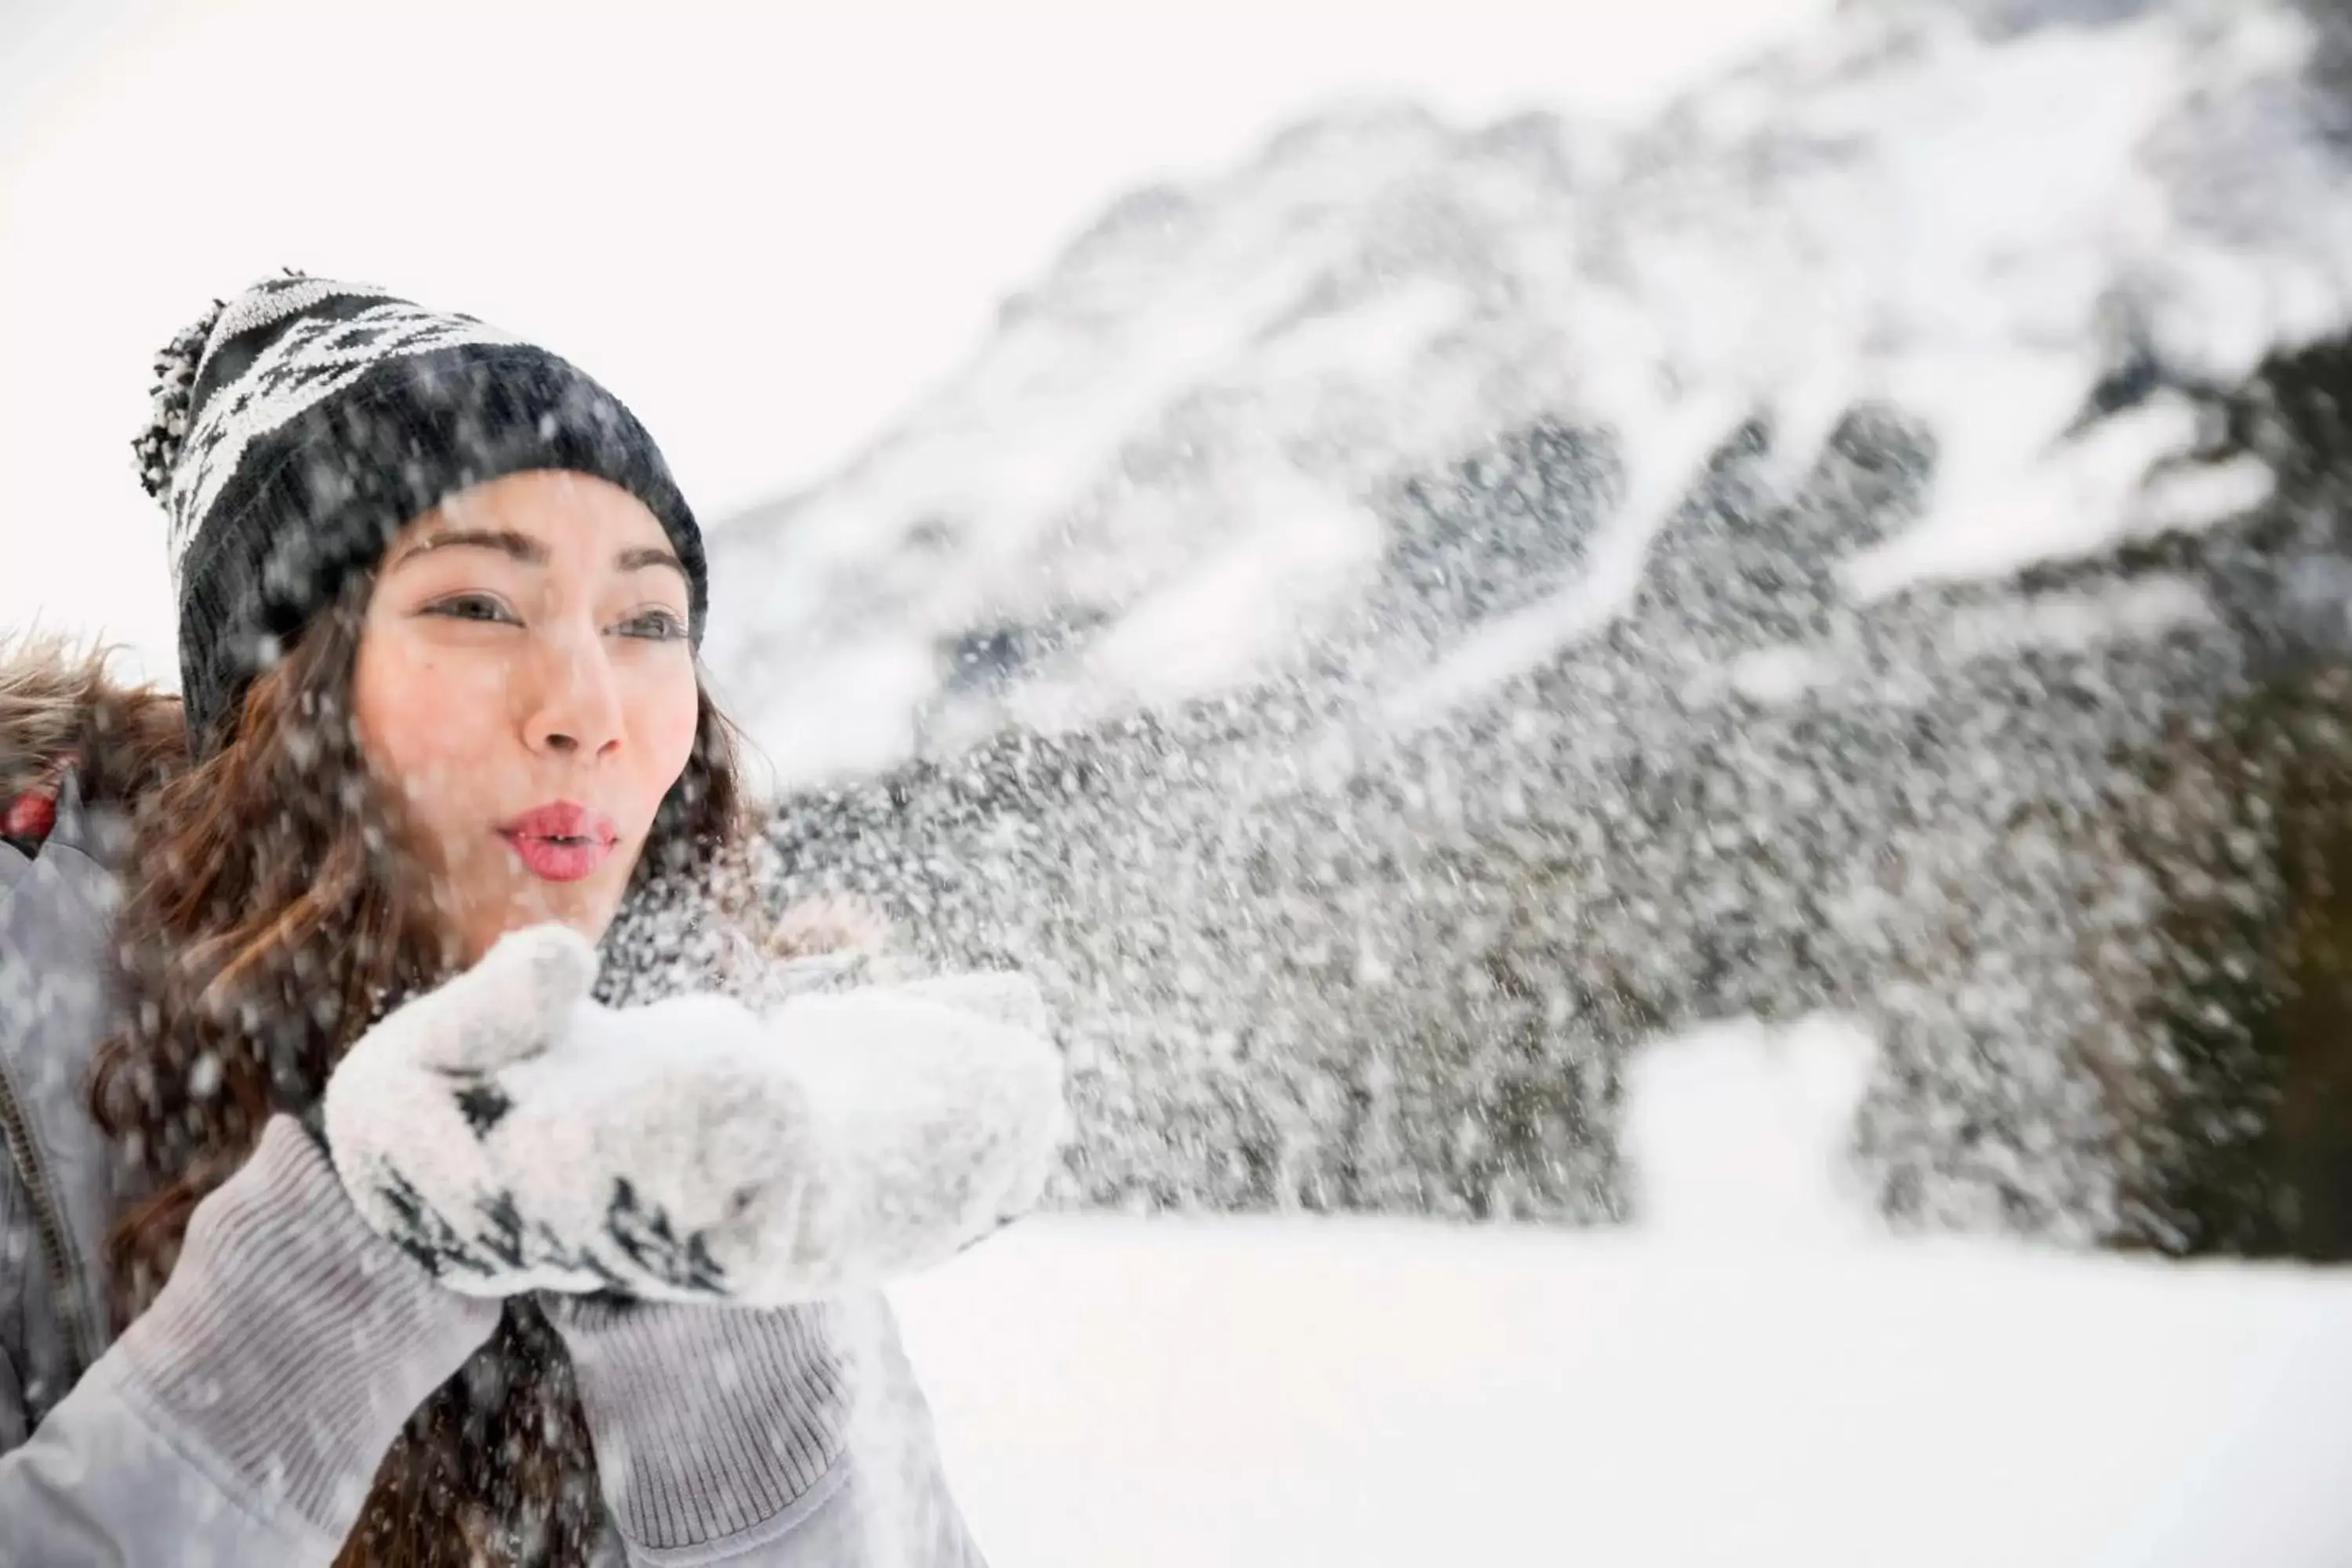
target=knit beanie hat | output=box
[132,274,709,752]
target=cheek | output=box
[622,664,704,827]
[352,637,503,815]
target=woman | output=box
[0,276,1059,1564]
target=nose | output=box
[520,624,625,761]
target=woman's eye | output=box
[423,593,519,625]
[615,609,690,642]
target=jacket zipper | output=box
[0,1057,100,1381]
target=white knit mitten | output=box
[321,924,1065,1304]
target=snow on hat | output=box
[132,273,709,751]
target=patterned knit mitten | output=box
[321,924,1065,1304]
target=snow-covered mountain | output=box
[710,0,2352,1254]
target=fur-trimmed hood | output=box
[0,637,184,822]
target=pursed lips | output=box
[498,800,619,883]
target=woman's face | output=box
[352,470,701,964]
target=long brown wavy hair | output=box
[86,574,753,1566]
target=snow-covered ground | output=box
[895,1017,2352,1566]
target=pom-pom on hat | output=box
[133,274,708,752]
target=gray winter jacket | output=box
[0,779,983,1565]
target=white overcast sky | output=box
[0,0,1825,682]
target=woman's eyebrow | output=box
[618,546,689,583]
[390,528,550,568]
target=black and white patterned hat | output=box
[133,274,708,750]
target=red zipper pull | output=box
[3,791,56,844]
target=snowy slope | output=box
[717,9,2352,1549]
[895,1016,2352,1566]
[706,0,2350,782]
[722,0,2352,1253]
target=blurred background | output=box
[10,1,2352,1563]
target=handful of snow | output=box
[322,924,1067,1304]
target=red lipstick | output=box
[499,801,619,884]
